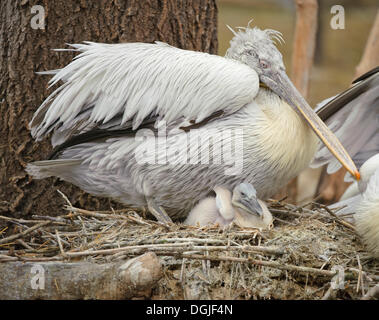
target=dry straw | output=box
[0,194,378,300]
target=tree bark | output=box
[0,0,218,218]
[291,0,318,98]
[0,252,162,299]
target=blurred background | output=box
[218,0,377,107]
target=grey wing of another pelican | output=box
[330,153,379,220]
[311,67,379,174]
[30,41,259,148]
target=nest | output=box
[0,193,378,300]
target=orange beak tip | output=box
[355,171,361,181]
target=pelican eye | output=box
[260,59,269,69]
[240,191,250,199]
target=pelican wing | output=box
[311,67,379,173]
[30,42,259,147]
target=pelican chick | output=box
[184,183,273,230]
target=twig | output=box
[55,230,66,257]
[64,206,126,220]
[65,242,195,257]
[13,255,64,262]
[0,254,18,261]
[348,268,376,283]
[32,215,70,225]
[0,215,56,224]
[62,242,285,259]
[162,253,338,277]
[313,203,356,231]
[16,239,34,250]
[273,217,298,226]
[0,221,51,245]
[57,189,73,207]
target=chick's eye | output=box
[260,59,269,69]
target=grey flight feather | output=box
[311,67,379,173]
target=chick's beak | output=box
[232,198,263,218]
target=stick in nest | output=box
[0,221,51,245]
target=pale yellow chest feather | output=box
[254,89,319,178]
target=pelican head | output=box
[225,24,359,181]
[225,24,286,80]
[231,182,273,229]
[231,182,263,217]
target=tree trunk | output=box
[0,252,162,299]
[0,0,218,218]
[291,0,318,98]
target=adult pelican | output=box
[313,67,378,257]
[329,154,379,258]
[354,155,379,258]
[26,25,359,222]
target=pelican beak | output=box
[232,198,263,218]
[261,71,360,181]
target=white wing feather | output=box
[31,42,259,146]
